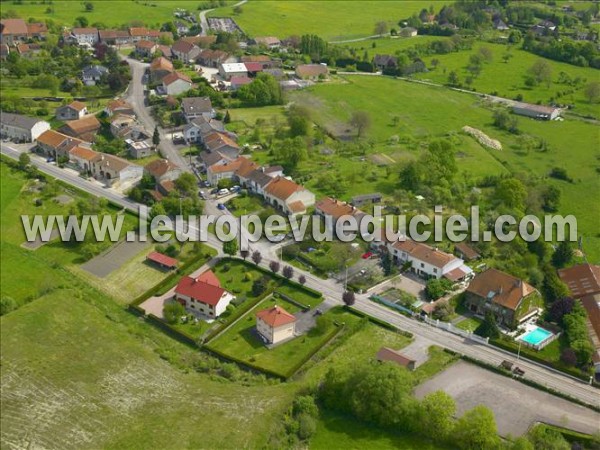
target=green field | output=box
[2,0,203,28]
[210,1,434,41]
[411,43,600,119]
[455,317,483,333]
[289,76,600,262]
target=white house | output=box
[89,153,143,185]
[389,239,472,281]
[218,62,248,81]
[71,27,99,45]
[174,270,234,318]
[144,158,183,183]
[55,101,88,121]
[181,97,215,122]
[162,71,192,96]
[263,176,315,215]
[0,112,50,142]
[256,305,296,345]
[183,116,224,144]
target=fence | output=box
[422,316,489,345]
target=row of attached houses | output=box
[0,112,50,142]
[66,26,173,46]
[0,19,48,45]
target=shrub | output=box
[297,414,317,440]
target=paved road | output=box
[122,57,190,171]
[3,147,599,410]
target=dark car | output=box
[217,203,226,210]
[210,188,219,194]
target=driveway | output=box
[414,361,600,437]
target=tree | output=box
[547,297,574,324]
[74,16,89,27]
[527,424,570,450]
[274,136,307,170]
[560,347,577,367]
[528,59,552,87]
[342,290,355,306]
[84,2,94,11]
[478,46,493,63]
[374,21,388,35]
[492,110,519,134]
[251,250,262,265]
[252,276,268,296]
[584,81,600,104]
[454,405,500,450]
[240,249,249,260]
[551,240,573,268]
[223,239,238,256]
[269,260,280,274]
[298,275,306,285]
[0,296,18,316]
[478,312,500,339]
[223,110,231,123]
[542,267,570,302]
[425,278,452,300]
[447,70,460,86]
[153,126,160,146]
[233,5,243,14]
[381,251,392,276]
[541,185,560,212]
[174,172,197,196]
[349,110,371,138]
[495,178,527,211]
[282,265,294,279]
[163,301,185,324]
[18,152,30,169]
[418,391,456,442]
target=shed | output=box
[146,251,178,269]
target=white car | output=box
[217,188,229,196]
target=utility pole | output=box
[517,340,522,361]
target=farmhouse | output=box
[0,112,50,143]
[175,270,234,318]
[16,43,42,57]
[71,27,99,45]
[56,101,88,121]
[389,239,472,281]
[263,176,315,215]
[171,39,201,63]
[144,159,183,183]
[69,145,99,172]
[558,263,600,299]
[181,97,215,122]
[89,153,143,185]
[36,129,88,158]
[256,305,297,345]
[105,98,135,117]
[295,64,328,80]
[253,36,281,49]
[203,131,240,157]
[454,242,481,261]
[162,72,193,96]
[315,197,366,223]
[59,115,101,142]
[183,116,224,144]
[149,57,174,82]
[81,65,109,86]
[376,347,416,370]
[512,102,561,120]
[1,19,28,45]
[493,19,509,31]
[400,27,418,37]
[464,268,542,328]
[206,156,256,186]
[197,49,233,67]
[98,29,131,45]
[135,39,157,58]
[219,62,248,81]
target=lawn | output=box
[207,303,352,378]
[289,75,600,261]
[209,1,437,41]
[226,193,265,217]
[311,409,450,450]
[3,0,204,28]
[410,42,600,119]
[455,317,484,333]
[336,35,447,59]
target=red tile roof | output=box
[264,176,304,201]
[243,62,264,72]
[256,305,296,327]
[315,197,364,220]
[392,240,457,269]
[162,71,192,86]
[196,269,221,287]
[136,39,156,49]
[146,251,178,268]
[175,271,227,306]
[466,268,537,311]
[1,19,28,35]
[376,347,415,368]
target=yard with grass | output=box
[226,193,265,217]
[289,75,600,261]
[209,1,434,41]
[455,316,484,333]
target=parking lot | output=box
[414,361,600,437]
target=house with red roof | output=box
[263,176,315,216]
[256,305,297,345]
[162,71,193,96]
[174,270,234,317]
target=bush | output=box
[163,301,185,324]
[425,278,452,300]
[560,348,577,367]
[297,413,317,440]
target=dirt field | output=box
[414,361,600,437]
[80,239,149,278]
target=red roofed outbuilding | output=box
[146,251,178,270]
[174,270,234,317]
[256,305,297,345]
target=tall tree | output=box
[551,240,573,268]
[454,405,500,450]
[153,126,160,146]
[223,239,238,256]
[349,110,371,138]
[251,250,262,265]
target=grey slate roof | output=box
[0,111,43,130]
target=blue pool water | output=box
[520,327,553,345]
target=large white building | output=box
[256,305,297,345]
[0,112,50,142]
[174,270,234,318]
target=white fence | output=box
[422,316,489,345]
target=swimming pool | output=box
[518,326,553,347]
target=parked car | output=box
[203,180,211,187]
[231,185,241,192]
[210,188,219,194]
[199,191,208,200]
[217,203,226,210]
[217,188,229,196]
[361,252,373,259]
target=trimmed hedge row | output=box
[146,314,198,348]
[344,306,413,338]
[131,252,211,306]
[455,352,600,413]
[490,337,594,383]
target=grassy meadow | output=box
[209,1,434,41]
[289,76,600,262]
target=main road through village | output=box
[2,56,599,410]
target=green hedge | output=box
[284,326,343,378]
[146,314,198,348]
[490,337,593,383]
[274,290,310,311]
[128,304,146,317]
[344,306,413,338]
[541,424,598,446]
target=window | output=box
[433,268,437,273]
[420,263,425,268]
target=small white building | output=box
[263,176,315,216]
[56,101,88,121]
[218,62,248,81]
[162,71,193,96]
[512,102,561,121]
[256,305,297,345]
[0,112,50,142]
[71,27,99,45]
[174,270,234,318]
